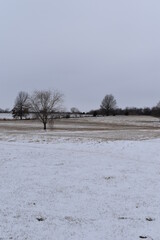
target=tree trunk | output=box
[44,122,47,130]
[20,106,23,120]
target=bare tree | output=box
[30,90,63,130]
[151,101,160,119]
[70,107,81,118]
[70,107,80,113]
[12,91,29,119]
[156,101,160,108]
[100,94,117,116]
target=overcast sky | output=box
[1,0,160,111]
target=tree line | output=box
[89,95,160,118]
[0,108,10,113]
[89,105,160,118]
[1,90,160,130]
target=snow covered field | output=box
[0,116,160,239]
[0,137,160,240]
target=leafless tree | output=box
[12,91,29,119]
[100,94,117,116]
[156,101,160,108]
[151,101,160,120]
[30,90,63,130]
[70,107,80,113]
[70,107,81,118]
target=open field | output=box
[0,115,160,142]
[0,116,160,239]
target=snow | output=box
[0,113,12,119]
[0,137,160,240]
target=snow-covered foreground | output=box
[0,139,160,240]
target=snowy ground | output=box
[0,137,160,240]
[0,116,160,239]
[0,113,12,119]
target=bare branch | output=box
[30,90,64,130]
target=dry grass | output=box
[0,116,160,142]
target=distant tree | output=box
[151,107,160,118]
[12,91,29,120]
[0,108,10,113]
[100,94,117,116]
[124,107,129,116]
[156,101,160,108]
[30,90,63,130]
[93,110,98,117]
[4,108,10,113]
[70,107,81,118]
[143,107,151,115]
[151,101,160,118]
[70,107,80,113]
